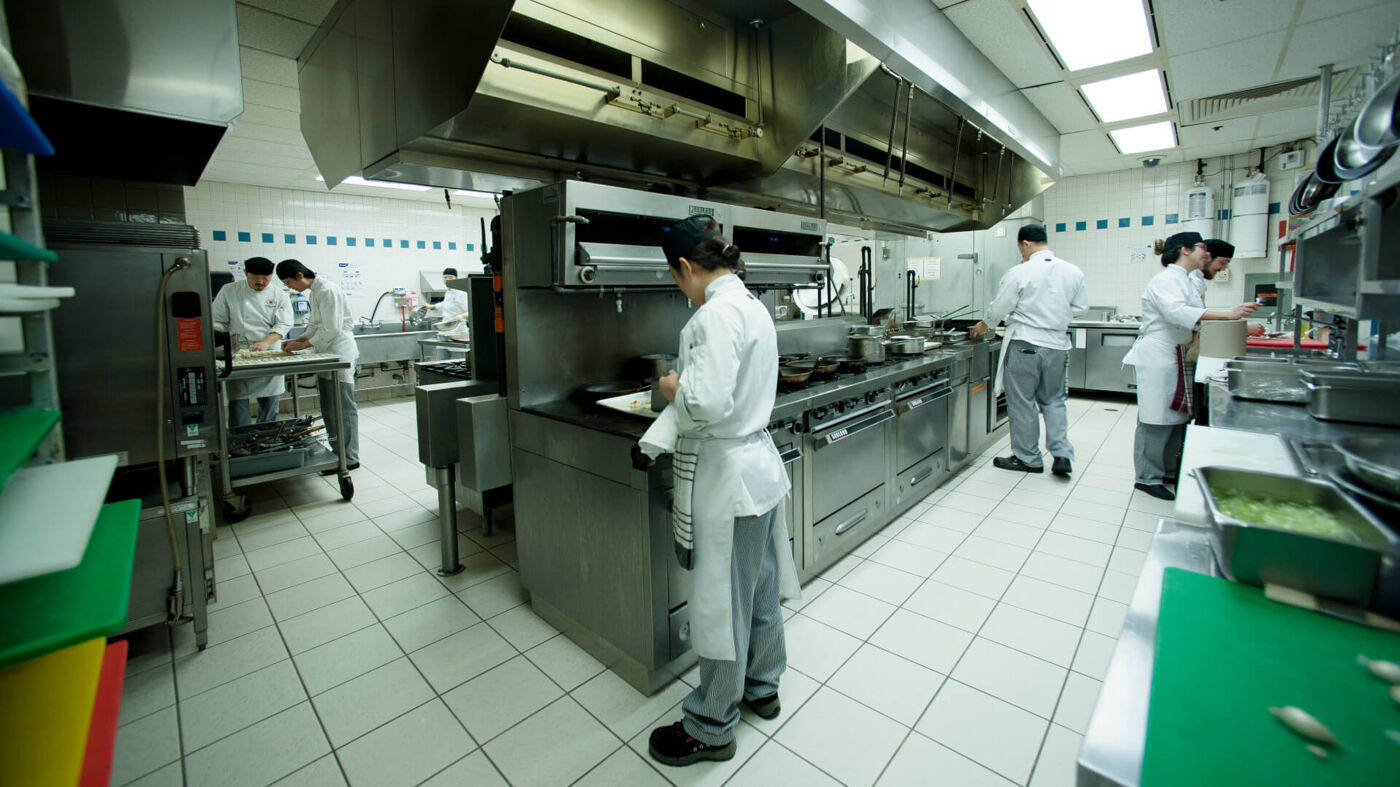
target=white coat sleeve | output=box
[212,286,230,332]
[1070,269,1089,317]
[673,309,742,431]
[270,290,293,338]
[982,269,1021,328]
[305,285,343,351]
[1150,276,1206,331]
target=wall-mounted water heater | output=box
[1229,171,1270,258]
[1183,180,1214,239]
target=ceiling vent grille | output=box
[1179,69,1358,124]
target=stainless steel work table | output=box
[1078,521,1219,787]
[1205,376,1400,443]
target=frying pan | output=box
[574,380,647,404]
[778,365,814,385]
[779,353,811,365]
[1354,71,1400,148]
[834,356,867,372]
[812,356,841,375]
[1335,436,1400,499]
[1333,119,1396,181]
[1313,135,1345,184]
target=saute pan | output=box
[574,380,647,404]
[778,366,814,385]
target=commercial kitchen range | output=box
[461,181,1011,693]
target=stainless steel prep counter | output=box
[1078,521,1220,787]
[1206,376,1400,443]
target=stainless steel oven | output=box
[805,401,893,566]
[769,420,805,568]
[987,339,1009,432]
[893,376,951,506]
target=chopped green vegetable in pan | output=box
[1212,489,1360,541]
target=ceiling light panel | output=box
[1109,121,1177,153]
[1026,0,1154,71]
[1081,69,1168,122]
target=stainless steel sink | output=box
[354,329,436,364]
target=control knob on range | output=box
[865,391,880,404]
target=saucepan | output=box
[834,355,867,372]
[634,353,677,380]
[778,365,814,385]
[1336,436,1400,499]
[573,380,647,404]
[849,324,884,336]
[647,377,668,411]
[848,333,886,362]
[885,335,926,355]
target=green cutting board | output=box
[1142,568,1400,786]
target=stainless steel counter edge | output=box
[1071,320,1142,330]
[1206,377,1400,443]
[1078,520,1219,787]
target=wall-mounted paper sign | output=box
[907,256,942,280]
[1125,245,1152,264]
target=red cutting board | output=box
[1247,337,1366,350]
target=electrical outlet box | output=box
[994,226,1006,237]
[1279,150,1304,170]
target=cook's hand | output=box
[1247,323,1265,337]
[251,339,273,352]
[1229,303,1260,320]
[659,370,680,402]
[968,321,989,339]
[282,338,311,352]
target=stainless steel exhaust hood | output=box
[5,0,243,185]
[299,0,1052,234]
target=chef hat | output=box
[243,256,274,275]
[442,267,458,277]
[1162,231,1204,258]
[1204,239,1234,259]
[660,214,722,267]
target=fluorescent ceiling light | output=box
[1026,0,1153,71]
[316,175,430,192]
[451,189,500,199]
[1081,69,1167,123]
[1109,121,1177,154]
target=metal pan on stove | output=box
[573,380,647,404]
[778,365,813,385]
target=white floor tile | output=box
[877,732,1016,787]
[1115,526,1155,552]
[213,552,251,582]
[1067,484,1132,508]
[1029,724,1083,787]
[274,755,347,786]
[1071,630,1117,681]
[124,761,183,787]
[1120,509,1161,533]
[952,536,1031,573]
[801,584,897,640]
[112,706,182,786]
[1002,575,1095,627]
[988,501,1056,528]
[931,556,1016,599]
[937,491,1000,516]
[916,680,1048,783]
[572,747,667,787]
[174,626,288,698]
[311,657,435,747]
[574,668,693,741]
[818,552,865,583]
[236,521,311,554]
[977,604,1083,668]
[265,574,357,621]
[1035,531,1113,567]
[729,740,842,787]
[485,604,559,651]
[408,621,516,693]
[183,703,330,787]
[443,655,563,743]
[902,580,997,632]
[244,537,325,573]
[829,644,945,725]
[953,479,1017,501]
[1086,596,1129,637]
[1053,672,1102,734]
[972,517,1044,549]
[254,554,340,594]
[420,751,508,787]
[866,540,948,578]
[354,493,420,520]
[434,550,512,593]
[209,573,261,609]
[1002,488,1067,513]
[525,633,607,691]
[775,687,907,786]
[484,697,619,787]
[326,534,401,570]
[373,506,439,533]
[1096,569,1140,604]
[382,596,481,653]
[916,505,986,533]
[312,520,381,552]
[1107,545,1148,576]
[782,614,863,682]
[336,699,474,787]
[837,560,924,605]
[118,662,176,726]
[1019,551,1105,595]
[455,570,528,618]
[869,609,972,674]
[951,638,1067,718]
[293,624,404,695]
[1048,513,1120,545]
[280,597,377,654]
[361,572,450,620]
[179,660,307,752]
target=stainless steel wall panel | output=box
[298,1,362,187]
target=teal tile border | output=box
[1141,216,1154,226]
[1118,218,1130,227]
[206,230,469,253]
[1054,222,1066,233]
[1075,221,1087,231]
[1096,219,1108,229]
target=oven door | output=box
[774,431,804,570]
[808,407,894,523]
[894,382,951,472]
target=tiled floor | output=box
[111,394,1177,786]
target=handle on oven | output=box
[909,467,934,487]
[834,508,868,536]
[821,408,894,444]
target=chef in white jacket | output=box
[969,224,1087,476]
[1123,232,1256,500]
[276,259,360,470]
[436,267,470,337]
[645,215,800,768]
[212,256,293,426]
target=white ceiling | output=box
[202,0,1400,194]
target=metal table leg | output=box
[431,465,463,575]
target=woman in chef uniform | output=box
[212,256,293,426]
[276,259,361,471]
[1123,232,1256,500]
[646,215,800,767]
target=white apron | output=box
[305,277,360,384]
[213,280,293,400]
[1124,335,1189,425]
[992,323,1018,397]
[1123,265,1204,425]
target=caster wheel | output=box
[339,475,355,501]
[223,501,252,523]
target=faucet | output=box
[1266,313,1319,339]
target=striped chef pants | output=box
[681,505,786,746]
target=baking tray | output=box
[1194,465,1397,606]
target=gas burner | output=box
[418,359,473,381]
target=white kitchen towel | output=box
[638,406,694,569]
[638,403,679,458]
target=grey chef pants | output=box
[1134,422,1185,486]
[229,395,280,427]
[317,376,359,466]
[682,505,786,747]
[1003,340,1073,467]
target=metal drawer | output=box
[809,408,893,522]
[895,385,950,473]
[810,485,885,566]
[896,449,946,507]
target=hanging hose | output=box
[155,259,190,624]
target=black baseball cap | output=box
[660,215,721,267]
[1163,231,1204,258]
[243,256,274,275]
[1204,239,1235,259]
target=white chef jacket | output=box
[982,250,1088,351]
[303,276,360,384]
[671,274,800,661]
[438,287,470,337]
[1122,265,1206,424]
[212,279,293,400]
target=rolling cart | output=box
[215,355,354,522]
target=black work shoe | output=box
[993,455,1043,473]
[1134,482,1176,501]
[1052,456,1072,476]
[648,721,736,767]
[744,693,781,720]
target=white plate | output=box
[596,390,663,420]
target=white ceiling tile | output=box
[1178,116,1258,147]
[239,47,299,88]
[1180,141,1261,161]
[1156,0,1294,57]
[1253,131,1315,149]
[1060,130,1119,165]
[1167,31,1289,98]
[1022,82,1099,133]
[242,79,302,113]
[1276,5,1400,80]
[215,136,314,161]
[235,3,318,58]
[943,0,1062,88]
[238,0,339,27]
[1252,106,1320,139]
[238,104,301,130]
[1297,0,1392,24]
